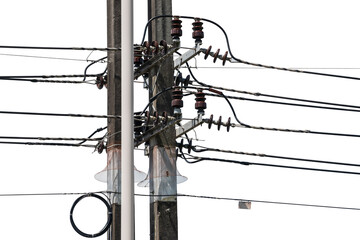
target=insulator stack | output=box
[203,46,229,66]
[192,18,204,44]
[195,89,206,115]
[207,115,232,132]
[172,87,184,115]
[171,17,182,41]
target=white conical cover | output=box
[94,148,146,183]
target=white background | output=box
[1,0,360,239]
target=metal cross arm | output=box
[175,114,204,139]
[173,44,202,69]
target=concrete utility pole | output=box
[107,0,121,239]
[148,1,178,239]
[121,0,135,239]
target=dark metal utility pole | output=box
[107,0,121,239]
[148,1,178,239]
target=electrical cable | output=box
[1,190,359,211]
[0,45,121,51]
[70,193,112,238]
[83,56,107,81]
[0,110,121,119]
[187,62,360,138]
[0,136,102,142]
[190,145,360,168]
[78,127,107,145]
[0,78,96,84]
[142,15,360,81]
[134,193,360,211]
[0,52,101,62]
[0,141,96,147]
[202,91,360,113]
[180,152,360,176]
[0,74,100,79]
[187,59,360,112]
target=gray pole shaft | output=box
[148,1,178,240]
[107,0,122,239]
[121,0,135,239]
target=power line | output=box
[1,190,359,211]
[180,153,360,176]
[183,66,360,70]
[143,15,360,81]
[0,136,102,142]
[0,110,121,119]
[0,52,102,62]
[0,45,121,51]
[0,74,100,79]
[189,145,360,168]
[0,141,96,148]
[202,91,360,113]
[186,62,360,112]
[203,90,360,138]
[0,78,96,84]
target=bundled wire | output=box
[189,145,360,168]
[179,152,360,176]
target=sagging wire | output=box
[142,15,360,81]
[0,52,97,62]
[0,190,359,211]
[179,152,360,176]
[0,45,122,51]
[0,77,97,84]
[186,59,360,113]
[0,110,121,119]
[0,73,100,79]
[186,61,360,138]
[0,141,96,148]
[186,63,360,111]
[203,92,360,114]
[187,145,360,168]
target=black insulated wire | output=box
[70,193,112,238]
[180,154,360,176]
[190,145,360,168]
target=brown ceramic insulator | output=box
[171,87,184,109]
[96,75,104,89]
[192,18,204,44]
[222,51,228,66]
[171,17,182,40]
[213,49,220,63]
[160,40,168,53]
[204,45,212,60]
[195,89,207,113]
